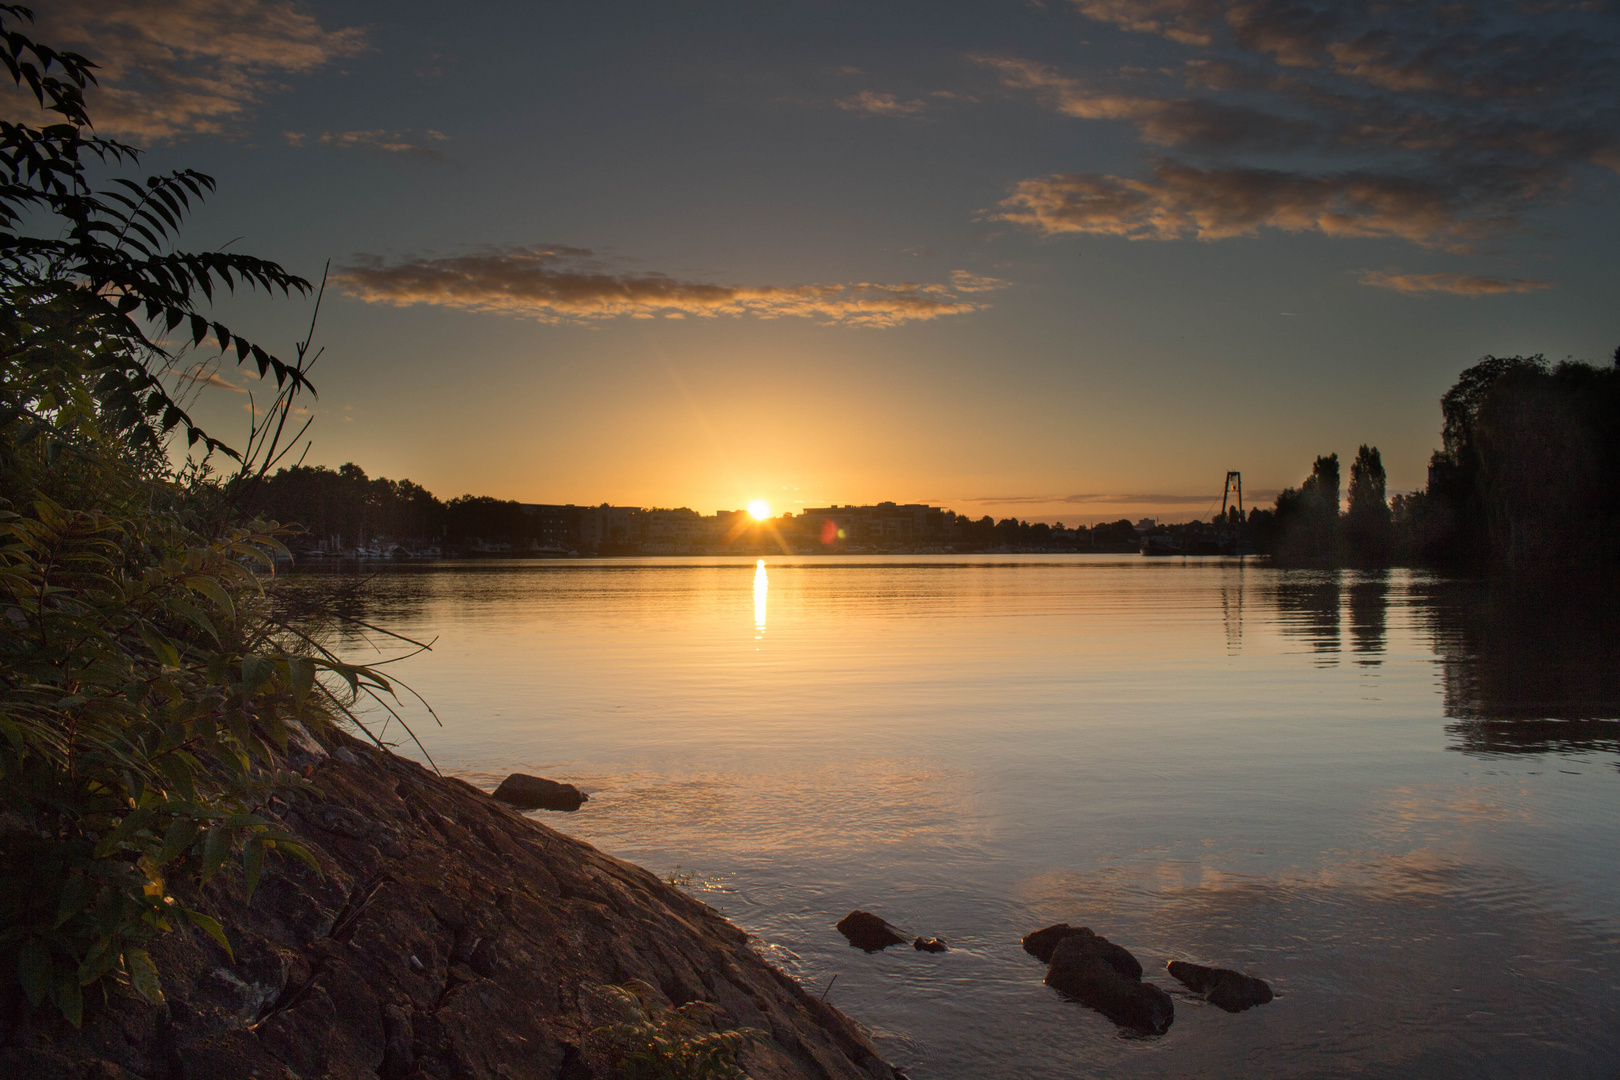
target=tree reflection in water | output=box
[1417,574,1620,760]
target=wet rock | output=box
[1023,922,1088,963]
[491,773,588,811]
[913,937,948,953]
[836,911,907,952]
[1022,923,1142,979]
[1044,935,1173,1035]
[1167,960,1274,1012]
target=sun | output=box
[747,499,771,521]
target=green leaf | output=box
[18,938,51,1006]
[200,826,230,883]
[182,908,232,960]
[288,657,314,708]
[157,817,199,865]
[94,808,155,858]
[184,574,234,620]
[51,967,83,1027]
[124,948,165,1005]
[54,874,93,928]
[240,653,274,699]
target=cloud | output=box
[977,55,1310,151]
[949,270,1009,292]
[307,129,451,159]
[1357,271,1553,295]
[173,366,246,391]
[333,248,994,328]
[987,2,1620,259]
[995,162,1522,247]
[16,0,366,140]
[836,90,929,117]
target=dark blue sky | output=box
[29,0,1620,520]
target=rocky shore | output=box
[0,724,899,1080]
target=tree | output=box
[1346,444,1392,564]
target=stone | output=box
[1167,960,1274,1012]
[1045,935,1173,1035]
[491,773,588,811]
[381,1004,415,1079]
[836,911,907,952]
[1022,923,1141,978]
[913,937,947,953]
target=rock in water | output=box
[913,937,948,953]
[836,911,907,951]
[1044,935,1174,1035]
[492,773,588,811]
[1023,923,1090,963]
[1022,924,1142,979]
[1167,960,1274,1012]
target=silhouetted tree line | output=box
[1253,349,1620,567]
[246,464,544,550]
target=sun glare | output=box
[747,499,771,521]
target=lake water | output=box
[311,556,1620,1079]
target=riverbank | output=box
[0,722,898,1080]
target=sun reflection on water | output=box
[753,558,767,638]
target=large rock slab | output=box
[1167,960,1274,1012]
[491,772,587,811]
[2,727,898,1080]
[1046,936,1174,1036]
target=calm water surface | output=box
[315,556,1620,1079]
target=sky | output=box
[15,0,1620,522]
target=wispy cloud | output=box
[172,366,246,391]
[18,0,365,140]
[949,270,1009,292]
[836,90,929,117]
[334,247,996,328]
[984,0,1620,271]
[282,128,452,160]
[1357,271,1553,296]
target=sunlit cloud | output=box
[996,163,1513,247]
[977,56,1310,151]
[334,247,995,328]
[9,0,366,140]
[949,270,1009,292]
[1357,271,1553,296]
[836,90,929,117]
[986,1,1619,255]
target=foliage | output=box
[588,983,764,1080]
[0,7,413,1026]
[1345,445,1392,565]
[1417,354,1620,565]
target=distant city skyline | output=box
[20,0,1617,523]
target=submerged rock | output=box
[1167,960,1274,1012]
[492,773,588,811]
[913,937,948,953]
[1022,923,1142,979]
[1045,936,1174,1035]
[837,911,907,952]
[1023,922,1087,963]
